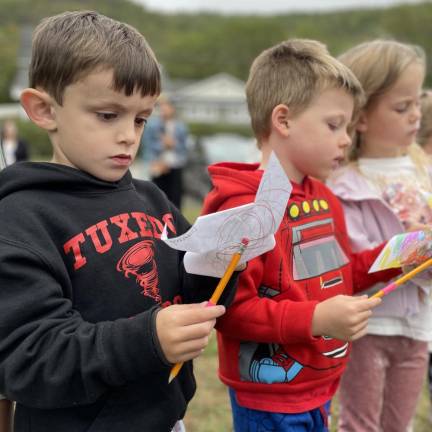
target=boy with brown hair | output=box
[0,11,238,432]
[202,39,400,431]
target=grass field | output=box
[184,336,432,432]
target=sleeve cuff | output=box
[101,306,170,384]
[150,307,172,367]
[280,300,319,343]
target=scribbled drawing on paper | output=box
[162,152,292,277]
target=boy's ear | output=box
[271,104,290,137]
[356,111,368,133]
[20,88,57,131]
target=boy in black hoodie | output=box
[0,11,237,432]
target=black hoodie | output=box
[0,162,233,432]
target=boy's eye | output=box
[97,112,117,121]
[135,117,147,128]
[328,123,339,131]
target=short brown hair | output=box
[246,39,364,142]
[29,11,161,104]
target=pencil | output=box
[168,238,249,383]
[371,257,432,299]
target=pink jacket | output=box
[327,165,428,320]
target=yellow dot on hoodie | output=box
[289,204,300,219]
[319,199,329,210]
[302,201,311,213]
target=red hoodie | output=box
[202,161,399,414]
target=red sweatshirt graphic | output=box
[202,161,398,413]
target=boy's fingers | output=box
[171,303,226,325]
[349,310,372,326]
[350,325,368,341]
[174,337,211,356]
[176,321,216,341]
[186,305,226,323]
[176,349,205,363]
[171,302,209,310]
[350,319,369,334]
[353,297,381,311]
[365,297,382,309]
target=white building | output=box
[170,73,250,125]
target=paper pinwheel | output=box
[162,152,292,277]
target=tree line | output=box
[0,0,431,103]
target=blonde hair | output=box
[30,11,161,105]
[418,90,432,148]
[338,39,426,160]
[246,39,364,144]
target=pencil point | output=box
[169,362,183,383]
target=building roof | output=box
[173,73,246,103]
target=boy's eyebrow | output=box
[88,101,153,115]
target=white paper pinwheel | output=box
[162,152,292,277]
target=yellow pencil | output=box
[371,257,432,299]
[168,238,249,383]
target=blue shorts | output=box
[229,388,330,432]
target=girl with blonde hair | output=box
[328,39,432,432]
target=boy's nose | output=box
[117,123,137,146]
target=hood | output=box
[0,162,133,200]
[202,161,314,215]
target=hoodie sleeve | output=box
[215,251,318,345]
[0,238,168,409]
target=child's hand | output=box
[311,295,381,341]
[155,302,226,364]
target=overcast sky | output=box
[133,0,427,14]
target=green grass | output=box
[182,197,203,224]
[184,336,432,432]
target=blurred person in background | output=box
[141,97,188,209]
[0,119,29,166]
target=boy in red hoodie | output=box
[201,39,400,431]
